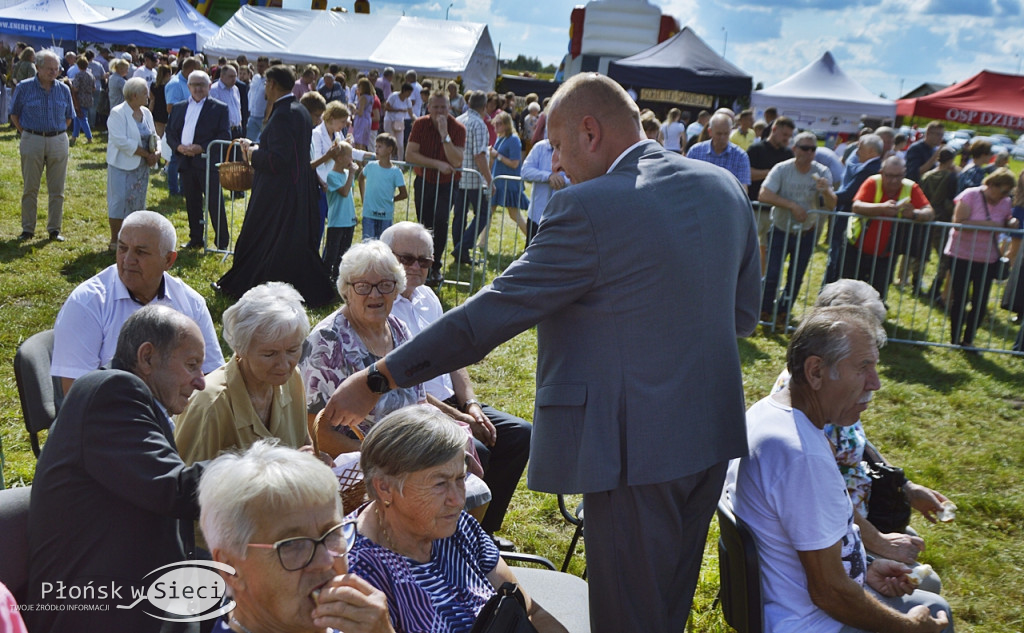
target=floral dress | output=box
[300,310,424,438]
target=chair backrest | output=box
[13,329,59,457]
[717,498,763,633]
[0,486,32,603]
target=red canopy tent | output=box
[896,70,1024,129]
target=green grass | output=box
[1,127,1023,631]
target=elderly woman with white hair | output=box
[767,279,949,594]
[105,76,159,252]
[199,441,394,633]
[346,406,566,633]
[300,241,424,458]
[175,282,311,464]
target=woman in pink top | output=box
[944,168,1019,347]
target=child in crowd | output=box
[358,133,407,240]
[323,142,361,281]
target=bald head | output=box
[546,73,643,183]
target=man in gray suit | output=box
[319,73,761,632]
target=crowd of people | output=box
[6,40,1017,632]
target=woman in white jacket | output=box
[106,77,160,251]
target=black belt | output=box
[24,129,65,137]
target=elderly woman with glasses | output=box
[175,282,312,464]
[346,406,566,633]
[300,241,424,458]
[200,440,394,633]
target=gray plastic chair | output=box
[13,329,60,457]
[502,552,590,633]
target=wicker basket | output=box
[218,138,254,192]
[313,409,367,513]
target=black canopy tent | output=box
[607,27,751,98]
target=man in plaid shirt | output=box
[451,91,494,264]
[686,112,751,187]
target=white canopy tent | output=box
[204,7,497,91]
[751,51,895,133]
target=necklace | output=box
[230,615,255,633]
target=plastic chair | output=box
[557,494,585,576]
[13,329,60,457]
[716,498,763,633]
[0,486,32,603]
[502,552,591,633]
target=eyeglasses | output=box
[393,253,434,268]
[247,522,355,572]
[348,280,397,295]
[794,145,817,152]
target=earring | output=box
[383,500,391,507]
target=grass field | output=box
[1,127,1022,631]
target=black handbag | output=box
[469,582,539,633]
[865,461,912,534]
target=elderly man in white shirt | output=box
[520,137,569,245]
[210,63,243,139]
[246,56,268,141]
[51,211,224,394]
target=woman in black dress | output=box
[151,64,171,139]
[216,65,338,307]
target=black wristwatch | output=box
[366,363,392,394]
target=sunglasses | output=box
[795,145,817,152]
[393,253,434,268]
[247,521,355,572]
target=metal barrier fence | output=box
[202,150,1024,355]
[203,144,532,306]
[758,206,1024,356]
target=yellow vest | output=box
[847,175,914,249]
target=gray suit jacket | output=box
[388,140,761,493]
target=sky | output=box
[89,0,1024,99]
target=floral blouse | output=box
[300,310,424,438]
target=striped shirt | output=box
[686,140,752,186]
[346,510,499,633]
[456,108,489,189]
[11,77,73,133]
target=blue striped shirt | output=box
[11,77,73,133]
[347,510,500,633]
[687,140,752,186]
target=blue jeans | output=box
[246,116,263,142]
[451,186,489,259]
[761,226,816,316]
[166,151,181,195]
[71,112,92,141]
[362,217,390,240]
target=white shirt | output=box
[383,92,411,130]
[248,73,267,118]
[210,80,241,127]
[408,81,424,119]
[51,265,225,380]
[133,64,156,87]
[311,121,342,183]
[181,97,207,146]
[730,395,866,633]
[390,286,455,400]
[521,139,568,224]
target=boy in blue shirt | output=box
[323,142,362,281]
[358,133,407,240]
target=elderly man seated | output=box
[381,222,531,540]
[199,441,393,633]
[730,306,953,633]
[27,305,209,633]
[51,210,223,394]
